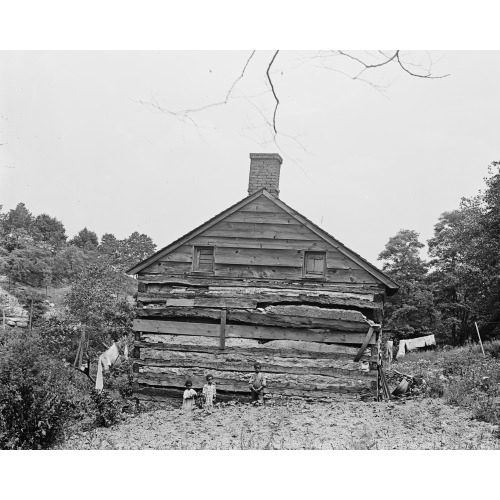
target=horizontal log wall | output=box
[133,319,376,345]
[132,194,385,400]
[133,334,377,399]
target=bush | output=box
[105,357,134,399]
[89,390,120,427]
[0,329,87,449]
[394,342,500,426]
[37,316,81,361]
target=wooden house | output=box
[127,153,398,401]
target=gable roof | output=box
[126,189,399,293]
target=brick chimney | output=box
[248,153,283,197]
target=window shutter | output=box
[304,251,326,277]
[194,246,214,272]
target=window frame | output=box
[192,245,215,274]
[302,251,327,280]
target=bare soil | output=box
[58,396,500,450]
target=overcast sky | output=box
[1,50,499,265]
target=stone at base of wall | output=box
[3,317,29,328]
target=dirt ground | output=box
[58,396,500,450]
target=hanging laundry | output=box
[95,343,120,391]
[385,341,394,363]
[396,335,437,359]
[396,340,407,359]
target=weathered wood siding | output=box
[132,193,385,400]
[139,194,379,286]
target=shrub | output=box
[0,329,86,449]
[105,357,134,399]
[394,342,500,426]
[89,390,120,427]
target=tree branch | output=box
[266,50,280,137]
[396,51,450,79]
[140,50,256,120]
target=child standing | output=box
[182,380,197,411]
[249,362,266,404]
[202,374,217,410]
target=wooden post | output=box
[29,299,33,330]
[475,322,486,358]
[219,309,227,350]
[74,326,86,367]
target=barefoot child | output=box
[249,362,266,404]
[182,380,197,411]
[202,374,217,410]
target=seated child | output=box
[249,362,266,404]
[202,374,217,410]
[182,380,197,411]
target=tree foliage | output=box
[378,229,438,338]
[380,161,500,344]
[69,227,99,250]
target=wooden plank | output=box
[219,309,226,349]
[138,265,375,281]
[136,371,375,395]
[190,237,331,251]
[153,297,258,309]
[242,196,290,214]
[138,305,370,322]
[137,306,369,331]
[137,359,374,380]
[141,261,192,275]
[136,334,372,358]
[262,305,367,322]
[138,285,379,301]
[354,327,375,362]
[158,245,193,263]
[137,350,373,378]
[214,264,303,280]
[135,340,371,360]
[204,221,319,241]
[139,293,381,312]
[137,275,383,295]
[225,211,298,224]
[132,319,377,344]
[327,268,380,284]
[215,247,304,267]
[165,298,195,307]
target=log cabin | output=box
[127,153,399,401]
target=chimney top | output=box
[248,153,283,197]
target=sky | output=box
[1,50,500,265]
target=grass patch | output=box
[393,341,500,427]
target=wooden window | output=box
[303,251,326,278]
[193,246,214,273]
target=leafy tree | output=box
[99,231,156,271]
[3,246,53,287]
[32,214,67,250]
[378,229,428,283]
[65,264,134,356]
[1,227,35,252]
[378,229,438,338]
[69,227,99,250]
[99,233,121,262]
[2,202,33,234]
[121,232,156,271]
[51,245,88,284]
